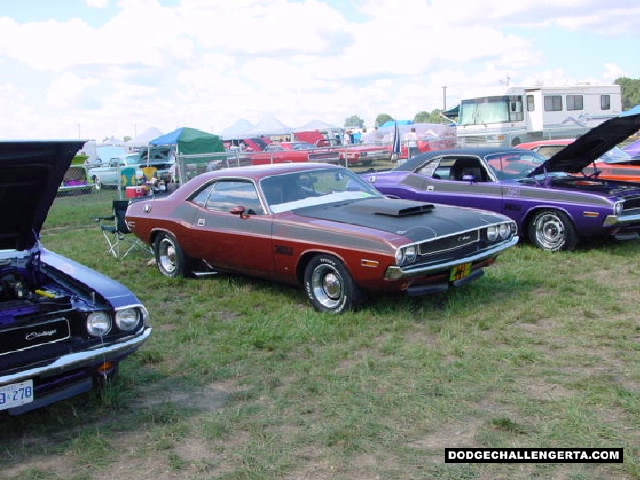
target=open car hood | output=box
[0,141,84,251]
[530,112,640,176]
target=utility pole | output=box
[442,86,447,111]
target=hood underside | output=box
[530,112,640,176]
[0,141,84,250]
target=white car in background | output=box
[88,147,175,188]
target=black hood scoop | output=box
[343,197,435,217]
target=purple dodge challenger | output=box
[363,113,640,251]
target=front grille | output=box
[418,230,480,256]
[622,196,640,212]
[0,317,71,356]
[416,242,483,266]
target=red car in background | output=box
[229,143,310,166]
[517,139,640,183]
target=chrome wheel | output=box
[311,263,343,310]
[304,254,362,314]
[528,210,577,252]
[157,236,177,275]
[154,232,191,277]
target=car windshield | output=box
[261,168,382,213]
[291,142,314,150]
[485,151,547,180]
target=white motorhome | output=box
[454,84,622,147]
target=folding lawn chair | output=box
[95,200,152,258]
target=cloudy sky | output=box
[0,0,637,141]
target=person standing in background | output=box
[405,127,419,159]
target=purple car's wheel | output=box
[528,209,577,252]
[304,254,362,314]
[154,232,191,277]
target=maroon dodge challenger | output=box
[126,163,518,313]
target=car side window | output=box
[451,157,488,182]
[204,180,264,214]
[415,158,448,179]
[190,183,215,207]
[416,157,456,180]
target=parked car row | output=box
[227,139,393,167]
[4,113,640,415]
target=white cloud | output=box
[46,72,101,110]
[86,0,110,8]
[0,0,636,140]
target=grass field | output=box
[1,188,639,480]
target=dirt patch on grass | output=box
[521,380,574,401]
[408,418,484,454]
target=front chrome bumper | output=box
[0,327,152,386]
[384,236,519,281]
[602,211,640,226]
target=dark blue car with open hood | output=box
[0,141,151,415]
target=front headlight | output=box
[614,201,623,216]
[395,245,417,266]
[487,225,498,241]
[87,312,112,336]
[404,245,417,263]
[116,308,141,331]
[498,223,510,239]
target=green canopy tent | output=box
[149,127,227,184]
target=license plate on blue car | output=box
[0,379,34,410]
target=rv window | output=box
[567,95,583,111]
[601,95,611,110]
[544,95,563,112]
[526,95,535,111]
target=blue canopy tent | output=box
[381,119,413,128]
[620,105,640,117]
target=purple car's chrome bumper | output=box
[602,212,640,226]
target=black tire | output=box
[154,232,192,277]
[303,254,362,314]
[527,209,577,251]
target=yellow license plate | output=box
[449,263,472,282]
